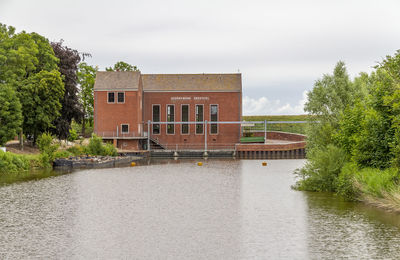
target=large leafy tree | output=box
[51,41,84,139]
[18,70,64,143]
[106,61,138,71]
[0,84,23,146]
[77,62,97,134]
[0,23,61,146]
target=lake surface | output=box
[0,159,399,259]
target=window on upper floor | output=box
[117,92,125,103]
[108,92,115,103]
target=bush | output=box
[37,133,58,167]
[68,128,78,142]
[54,150,73,159]
[0,150,31,174]
[85,135,117,156]
[67,145,85,156]
[294,144,347,192]
[336,163,360,201]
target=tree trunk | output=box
[81,119,86,137]
[19,129,24,151]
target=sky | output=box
[1,0,400,115]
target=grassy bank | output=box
[242,115,309,134]
[294,147,400,213]
[0,134,118,185]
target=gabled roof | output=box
[142,73,242,92]
[94,71,140,91]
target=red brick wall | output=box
[236,142,306,151]
[143,92,242,148]
[253,131,305,141]
[94,90,142,136]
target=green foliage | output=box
[242,115,309,134]
[78,62,97,134]
[354,167,400,198]
[68,128,78,142]
[18,70,64,143]
[336,163,360,201]
[0,84,22,146]
[106,61,138,72]
[67,145,85,156]
[86,135,117,156]
[0,150,37,174]
[37,133,58,167]
[294,144,347,192]
[54,150,73,159]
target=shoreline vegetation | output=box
[0,134,118,185]
[293,53,400,214]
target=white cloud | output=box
[243,90,308,115]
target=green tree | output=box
[106,61,138,71]
[297,62,361,192]
[0,84,22,146]
[77,62,97,134]
[18,70,64,143]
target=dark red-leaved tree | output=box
[51,40,84,139]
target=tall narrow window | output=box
[181,105,189,134]
[152,105,160,134]
[196,104,204,134]
[210,105,218,134]
[117,92,125,103]
[108,92,115,103]
[167,105,175,134]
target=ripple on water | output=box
[0,159,399,259]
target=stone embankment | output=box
[54,155,142,169]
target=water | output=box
[0,159,399,259]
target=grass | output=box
[240,136,265,143]
[242,115,310,134]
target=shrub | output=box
[37,133,59,167]
[336,163,360,201]
[85,135,117,156]
[294,144,347,192]
[0,150,31,174]
[68,128,78,142]
[67,145,85,156]
[54,150,73,159]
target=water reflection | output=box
[304,192,400,259]
[0,159,399,259]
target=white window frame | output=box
[195,104,204,135]
[152,104,161,135]
[181,104,190,135]
[210,104,219,135]
[166,104,175,135]
[107,92,115,104]
[117,92,125,104]
[121,124,129,134]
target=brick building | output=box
[94,71,242,151]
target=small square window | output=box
[118,92,125,103]
[108,92,115,103]
[121,124,129,133]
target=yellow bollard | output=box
[131,162,136,167]
[197,162,203,166]
[262,162,267,166]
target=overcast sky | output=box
[1,0,400,115]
